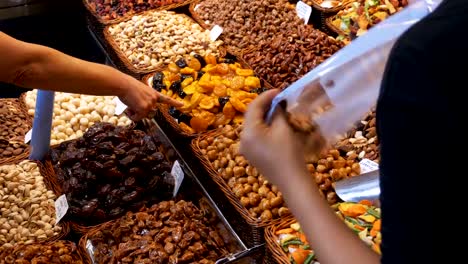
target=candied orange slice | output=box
[230,76,245,90]
[190,116,210,132]
[236,68,254,77]
[222,102,236,119]
[188,57,202,71]
[199,97,215,110]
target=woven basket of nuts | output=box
[82,0,196,26]
[143,54,271,138]
[79,200,231,264]
[104,10,225,76]
[191,125,291,228]
[0,240,86,263]
[0,159,70,250]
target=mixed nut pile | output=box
[24,90,132,145]
[50,123,175,225]
[0,161,61,249]
[0,140,28,160]
[0,241,83,263]
[108,10,223,71]
[90,200,228,264]
[198,125,290,221]
[0,99,31,142]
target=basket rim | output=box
[265,216,299,264]
[103,10,225,75]
[0,240,84,262]
[307,0,353,13]
[191,129,290,227]
[82,0,196,25]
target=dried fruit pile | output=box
[148,55,266,133]
[50,122,175,225]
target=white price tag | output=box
[24,129,32,143]
[55,194,69,224]
[210,25,223,41]
[171,160,184,197]
[359,159,379,174]
[113,97,128,115]
[86,240,96,264]
[296,1,312,24]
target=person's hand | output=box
[118,78,182,121]
[239,89,307,186]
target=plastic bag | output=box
[266,0,441,146]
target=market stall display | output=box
[0,240,84,264]
[23,90,132,145]
[327,0,408,36]
[304,0,351,12]
[145,55,266,135]
[266,201,381,263]
[81,200,230,264]
[242,26,344,89]
[105,10,223,74]
[48,122,175,227]
[191,0,308,55]
[83,0,192,24]
[0,140,29,162]
[0,160,65,249]
[0,99,32,142]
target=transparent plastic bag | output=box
[266,0,441,150]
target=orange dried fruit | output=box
[222,102,236,119]
[181,77,194,88]
[190,92,203,107]
[183,84,197,95]
[245,76,261,88]
[190,116,210,132]
[235,68,254,77]
[213,84,227,97]
[180,122,195,134]
[230,76,245,90]
[199,97,215,110]
[229,97,247,113]
[180,67,195,74]
[233,114,244,125]
[215,64,230,75]
[168,62,180,73]
[214,113,231,127]
[205,54,217,65]
[241,98,253,105]
[188,57,202,71]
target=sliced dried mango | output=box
[180,98,192,111]
[231,76,245,90]
[236,68,254,77]
[199,72,211,83]
[245,76,261,88]
[183,83,197,95]
[222,102,236,119]
[359,214,376,223]
[181,77,194,88]
[229,97,247,113]
[199,97,215,110]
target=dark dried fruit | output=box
[175,58,188,68]
[169,80,182,93]
[218,97,230,108]
[193,54,207,68]
[197,71,205,80]
[168,106,181,119]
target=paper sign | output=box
[210,25,223,41]
[171,160,184,197]
[55,194,69,224]
[296,1,312,24]
[24,129,32,143]
[113,97,127,115]
[86,240,96,264]
[359,159,379,174]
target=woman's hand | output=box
[239,89,307,185]
[118,77,182,121]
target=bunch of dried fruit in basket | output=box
[148,55,266,134]
[50,122,175,225]
[0,241,83,263]
[89,200,228,264]
[243,26,344,90]
[198,125,289,221]
[331,0,408,37]
[275,222,317,264]
[86,0,186,22]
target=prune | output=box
[193,54,207,68]
[169,80,182,93]
[153,83,166,92]
[153,72,164,84]
[168,106,182,119]
[87,161,104,172]
[178,90,187,99]
[122,191,139,203]
[125,177,136,187]
[180,74,192,82]
[218,97,230,108]
[178,114,191,125]
[175,58,188,68]
[197,71,205,80]
[120,155,136,166]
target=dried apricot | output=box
[180,122,195,134]
[168,62,180,73]
[235,68,254,77]
[213,84,227,97]
[222,102,236,119]
[183,84,197,95]
[190,117,209,132]
[229,97,248,113]
[199,97,215,110]
[190,92,203,107]
[245,76,261,88]
[180,67,195,74]
[181,77,194,88]
[188,57,202,71]
[241,98,253,105]
[215,64,230,75]
[205,54,217,65]
[231,76,245,90]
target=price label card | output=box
[55,194,69,224]
[24,129,33,144]
[113,97,128,115]
[210,25,223,41]
[171,160,184,197]
[296,1,312,24]
[86,240,96,264]
[359,159,379,174]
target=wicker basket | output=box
[0,240,86,263]
[103,10,226,76]
[264,217,299,264]
[306,0,352,13]
[325,15,349,36]
[188,0,211,30]
[82,0,196,26]
[191,130,289,228]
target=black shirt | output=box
[376,0,467,263]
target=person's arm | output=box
[0,32,181,120]
[240,90,380,264]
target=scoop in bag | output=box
[266,0,440,161]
